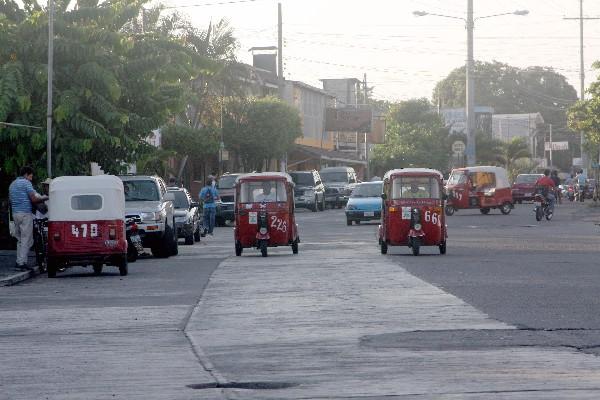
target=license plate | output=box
[131,235,141,243]
[364,211,374,217]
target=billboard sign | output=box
[325,108,372,133]
[544,141,569,151]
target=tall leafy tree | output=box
[0,0,212,178]
[223,97,302,172]
[568,61,600,162]
[371,98,450,174]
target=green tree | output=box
[371,98,450,173]
[223,97,302,172]
[568,61,600,162]
[502,137,531,176]
[0,0,212,178]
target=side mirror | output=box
[381,193,387,200]
[164,192,175,202]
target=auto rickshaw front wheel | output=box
[380,241,388,255]
[235,241,243,256]
[411,238,421,256]
[445,205,455,216]
[292,239,299,254]
[93,264,103,276]
[118,257,128,276]
[47,260,57,278]
[259,240,268,257]
[480,208,491,215]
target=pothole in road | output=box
[361,328,600,354]
[187,381,298,390]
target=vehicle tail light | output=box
[389,207,397,212]
[53,232,61,241]
[109,226,117,239]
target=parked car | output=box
[345,181,383,225]
[168,187,201,245]
[290,170,325,211]
[216,173,242,226]
[512,174,543,203]
[320,166,359,208]
[119,175,178,258]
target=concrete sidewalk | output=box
[0,250,38,286]
[187,244,600,399]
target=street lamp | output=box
[414,4,528,166]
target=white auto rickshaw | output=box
[47,175,128,277]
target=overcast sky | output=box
[162,0,600,102]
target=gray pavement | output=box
[2,203,600,399]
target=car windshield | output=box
[516,175,541,184]
[123,180,159,201]
[447,171,466,186]
[321,172,348,183]
[351,183,382,198]
[171,191,190,209]
[290,173,314,186]
[218,175,238,189]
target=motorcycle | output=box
[126,218,144,262]
[566,184,575,202]
[533,193,553,221]
[576,183,586,202]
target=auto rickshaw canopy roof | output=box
[235,172,294,184]
[48,175,125,222]
[384,168,444,181]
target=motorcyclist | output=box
[535,169,556,213]
[575,169,587,202]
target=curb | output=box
[0,266,39,287]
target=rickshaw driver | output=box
[254,181,277,202]
[535,169,557,213]
[405,182,429,198]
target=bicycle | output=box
[33,217,48,273]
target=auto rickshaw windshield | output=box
[392,177,440,199]
[239,180,288,203]
[447,171,467,186]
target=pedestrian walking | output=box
[199,179,219,236]
[8,166,48,270]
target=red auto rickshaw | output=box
[378,168,447,256]
[445,166,513,216]
[47,175,128,277]
[234,173,300,257]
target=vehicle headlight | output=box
[414,223,422,231]
[259,227,268,235]
[346,204,357,210]
[141,211,161,222]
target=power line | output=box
[162,0,266,10]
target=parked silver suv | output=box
[119,175,178,258]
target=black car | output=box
[290,170,326,212]
[168,187,202,245]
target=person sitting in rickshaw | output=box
[254,182,277,202]
[405,182,430,198]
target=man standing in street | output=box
[9,166,48,270]
[199,179,219,236]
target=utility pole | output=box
[277,2,286,172]
[363,73,370,180]
[564,1,600,174]
[465,0,476,167]
[549,124,553,167]
[46,0,54,178]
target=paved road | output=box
[2,202,600,399]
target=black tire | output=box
[439,241,447,255]
[235,241,243,256]
[411,238,421,256]
[152,224,175,258]
[185,233,194,245]
[311,198,318,212]
[47,260,57,278]
[546,209,553,221]
[535,206,543,221]
[380,241,388,255]
[318,196,325,211]
[93,264,103,276]
[119,257,128,276]
[194,226,201,242]
[346,219,352,226]
[260,240,268,257]
[356,220,361,224]
[292,240,299,254]
[500,202,512,215]
[127,243,138,263]
[169,223,178,256]
[445,205,455,216]
[480,208,491,215]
